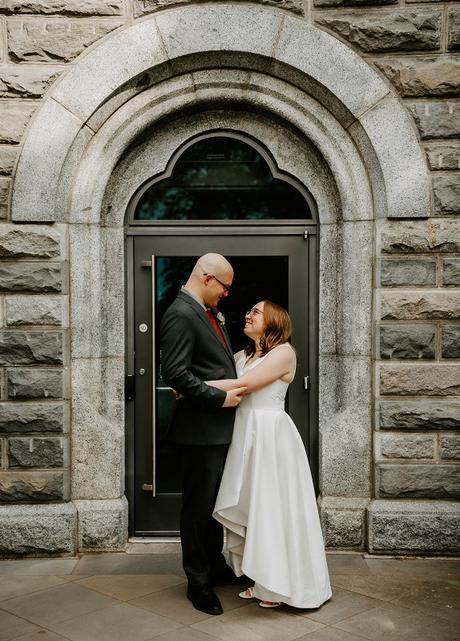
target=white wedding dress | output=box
[213,344,332,608]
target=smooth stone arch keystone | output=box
[11,3,430,222]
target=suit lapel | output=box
[210,306,234,360]
[179,292,235,365]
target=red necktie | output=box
[206,310,227,348]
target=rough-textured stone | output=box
[7,368,64,399]
[6,296,65,326]
[378,433,435,459]
[0,503,76,556]
[315,0,396,5]
[440,435,460,460]
[0,331,63,365]
[369,500,460,555]
[0,146,17,176]
[433,174,460,215]
[314,11,441,53]
[75,497,128,551]
[7,20,121,63]
[8,436,65,467]
[380,400,460,430]
[448,8,460,51]
[0,264,62,292]
[0,104,36,144]
[378,464,460,498]
[409,101,460,139]
[380,258,436,286]
[0,178,9,219]
[380,325,435,359]
[380,364,460,395]
[0,402,64,433]
[381,292,460,321]
[426,144,460,170]
[0,470,65,501]
[380,220,460,253]
[443,259,460,286]
[135,0,303,15]
[319,498,367,549]
[441,326,460,358]
[0,66,63,98]
[375,56,460,98]
[0,226,61,258]
[0,1,123,14]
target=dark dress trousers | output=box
[160,290,237,587]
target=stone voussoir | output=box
[314,10,441,53]
[379,325,435,359]
[443,259,460,286]
[7,19,122,63]
[368,500,460,555]
[135,0,304,16]
[0,145,18,176]
[0,330,63,365]
[375,56,460,98]
[0,225,61,258]
[0,502,76,556]
[0,1,123,15]
[380,219,460,253]
[381,291,460,321]
[0,469,67,501]
[380,363,460,395]
[409,101,460,139]
[8,436,65,467]
[380,399,460,429]
[380,258,436,287]
[0,402,65,433]
[377,463,460,499]
[0,263,63,292]
[7,367,64,399]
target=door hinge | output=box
[303,376,310,390]
[303,230,309,240]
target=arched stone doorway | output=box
[8,5,430,552]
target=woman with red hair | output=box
[209,300,331,609]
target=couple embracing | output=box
[160,253,331,615]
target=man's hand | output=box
[222,387,247,407]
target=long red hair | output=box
[245,300,292,358]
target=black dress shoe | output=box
[211,567,251,586]
[187,584,223,615]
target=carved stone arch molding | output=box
[7,4,432,552]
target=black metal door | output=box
[126,228,317,536]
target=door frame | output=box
[125,224,319,537]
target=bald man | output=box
[160,254,246,615]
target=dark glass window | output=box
[134,135,312,221]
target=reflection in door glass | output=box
[134,136,312,221]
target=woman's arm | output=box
[208,346,296,394]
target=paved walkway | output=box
[0,551,459,641]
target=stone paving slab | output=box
[0,553,458,641]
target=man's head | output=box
[185,253,234,307]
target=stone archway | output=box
[8,4,431,552]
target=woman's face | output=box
[244,301,265,340]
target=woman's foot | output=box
[239,587,281,607]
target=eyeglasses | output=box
[246,307,263,317]
[203,272,231,293]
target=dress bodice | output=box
[236,344,294,412]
